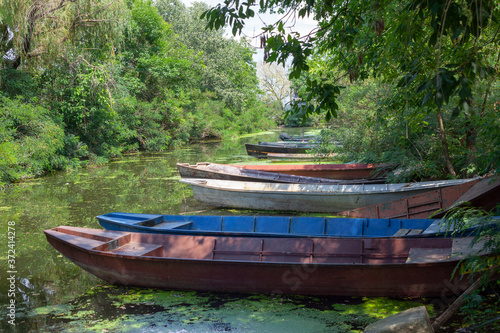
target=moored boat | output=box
[179,178,480,213]
[245,142,318,158]
[177,162,385,184]
[97,212,454,238]
[45,226,483,297]
[266,153,337,161]
[234,163,391,180]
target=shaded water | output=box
[1,129,432,332]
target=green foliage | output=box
[0,96,67,183]
[0,0,276,185]
[439,203,500,325]
[0,68,38,99]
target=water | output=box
[0,129,430,332]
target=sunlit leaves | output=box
[201,0,256,35]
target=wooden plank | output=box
[451,238,487,259]
[111,242,163,256]
[406,248,451,263]
[393,229,411,236]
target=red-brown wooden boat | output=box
[45,226,481,297]
[339,176,499,219]
[177,162,385,184]
[233,163,390,180]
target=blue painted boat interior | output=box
[97,212,440,237]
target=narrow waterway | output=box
[1,129,438,332]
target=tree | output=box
[257,61,292,112]
[202,0,500,177]
[156,0,261,113]
[0,0,127,71]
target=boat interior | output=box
[99,212,440,237]
[46,226,474,265]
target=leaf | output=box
[416,80,431,93]
[422,92,432,106]
[450,106,460,120]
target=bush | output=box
[0,96,67,183]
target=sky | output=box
[180,0,318,63]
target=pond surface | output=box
[1,129,434,332]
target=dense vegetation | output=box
[0,0,280,185]
[205,0,500,182]
[203,1,500,329]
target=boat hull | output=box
[45,226,475,297]
[180,178,479,213]
[340,177,499,218]
[245,143,315,158]
[236,163,389,180]
[340,179,479,219]
[177,162,385,185]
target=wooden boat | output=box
[179,178,480,213]
[245,142,318,158]
[279,133,319,142]
[266,153,337,161]
[44,226,483,297]
[177,162,385,185]
[234,163,391,180]
[258,141,319,147]
[97,212,451,238]
[339,177,499,219]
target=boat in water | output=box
[177,162,385,184]
[233,163,391,180]
[45,226,483,297]
[97,212,456,238]
[179,178,480,213]
[244,142,319,158]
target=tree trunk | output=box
[436,109,456,176]
[463,116,477,178]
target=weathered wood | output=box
[393,229,411,236]
[177,162,380,184]
[236,162,390,180]
[45,226,483,297]
[180,178,480,213]
[406,248,451,263]
[339,179,480,219]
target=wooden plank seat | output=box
[405,248,451,263]
[393,229,423,236]
[110,242,164,256]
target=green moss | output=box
[28,286,438,333]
